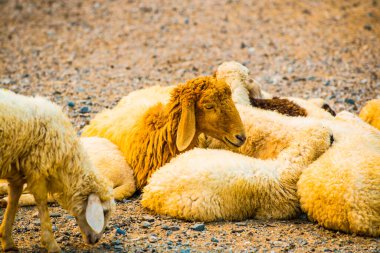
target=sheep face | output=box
[195,80,246,149]
[75,194,114,245]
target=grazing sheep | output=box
[142,104,332,221]
[82,76,246,189]
[298,111,380,237]
[0,90,114,252]
[0,137,135,206]
[359,99,380,130]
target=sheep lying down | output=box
[142,104,333,221]
[0,90,114,252]
[143,106,380,237]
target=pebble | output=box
[211,237,219,243]
[344,98,355,105]
[50,213,61,218]
[116,227,126,235]
[180,249,191,253]
[191,223,205,231]
[142,221,151,228]
[112,239,121,245]
[148,235,158,243]
[235,222,248,226]
[67,101,75,107]
[79,106,90,113]
[114,245,124,250]
[0,78,15,85]
[142,215,155,222]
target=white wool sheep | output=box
[297,110,380,237]
[0,90,114,252]
[0,137,136,206]
[142,104,333,221]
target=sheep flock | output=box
[0,61,379,252]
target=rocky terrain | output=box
[0,0,379,252]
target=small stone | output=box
[180,249,191,253]
[67,101,75,108]
[169,226,180,231]
[33,220,41,226]
[364,24,372,30]
[211,237,219,243]
[50,213,61,218]
[307,76,316,81]
[65,215,75,220]
[235,222,247,226]
[325,80,331,86]
[79,106,90,113]
[148,235,158,243]
[142,221,151,228]
[184,18,189,24]
[344,98,355,105]
[142,215,155,222]
[0,78,15,85]
[248,47,255,54]
[167,230,173,236]
[52,225,58,232]
[114,245,124,250]
[191,223,205,231]
[115,228,126,235]
[112,239,121,245]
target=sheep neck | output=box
[124,98,199,190]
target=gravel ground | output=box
[1,0,379,252]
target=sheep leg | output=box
[0,181,23,252]
[31,184,60,253]
[113,184,136,201]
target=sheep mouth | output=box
[224,137,242,148]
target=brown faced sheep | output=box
[82,76,246,189]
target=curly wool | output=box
[0,90,112,216]
[298,111,380,237]
[359,99,380,130]
[142,104,332,221]
[250,97,307,117]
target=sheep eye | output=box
[204,104,214,110]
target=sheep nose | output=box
[330,134,334,146]
[235,134,246,144]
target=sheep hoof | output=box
[0,199,8,208]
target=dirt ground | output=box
[0,0,379,252]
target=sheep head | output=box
[75,193,114,244]
[174,76,246,151]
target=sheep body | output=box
[298,111,380,237]
[80,137,136,200]
[83,76,245,189]
[359,99,380,130]
[0,90,114,252]
[142,104,332,221]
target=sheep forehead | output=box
[200,80,232,102]
[217,61,249,77]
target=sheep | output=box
[0,90,114,252]
[82,76,246,189]
[297,110,380,237]
[0,137,135,207]
[141,104,333,221]
[359,99,380,130]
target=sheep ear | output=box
[85,194,104,234]
[176,103,196,152]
